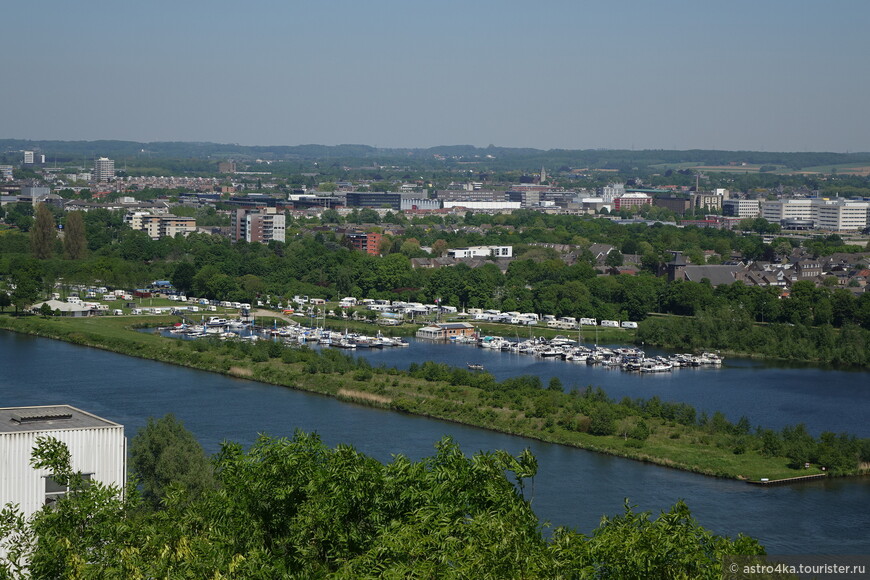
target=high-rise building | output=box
[93,157,115,181]
[231,208,286,243]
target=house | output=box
[682,264,744,286]
[0,405,126,522]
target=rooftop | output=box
[0,405,121,434]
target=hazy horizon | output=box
[6,1,869,153]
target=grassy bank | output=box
[1,313,857,482]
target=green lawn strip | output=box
[0,314,836,482]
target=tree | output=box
[0,291,10,313]
[38,303,53,318]
[30,203,56,259]
[320,209,342,224]
[170,261,197,294]
[9,257,43,314]
[605,249,624,268]
[62,211,87,259]
[431,239,448,257]
[129,414,215,509]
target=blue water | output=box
[1,330,868,554]
[330,339,870,436]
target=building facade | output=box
[93,157,115,181]
[0,405,126,522]
[345,231,382,255]
[812,199,869,231]
[690,192,724,211]
[447,245,513,259]
[722,198,761,219]
[761,199,813,222]
[231,208,286,243]
[613,193,652,212]
[415,322,475,341]
[653,196,691,214]
[345,192,403,210]
[126,213,197,239]
[761,198,868,231]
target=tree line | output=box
[2,205,869,365]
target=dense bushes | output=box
[0,432,765,578]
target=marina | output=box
[1,329,868,555]
[162,317,720,373]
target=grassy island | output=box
[2,314,868,483]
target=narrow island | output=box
[2,313,867,483]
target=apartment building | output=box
[126,212,196,239]
[345,231,382,255]
[231,207,286,243]
[93,157,115,182]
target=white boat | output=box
[640,361,672,373]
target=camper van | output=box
[621,321,638,329]
[600,320,619,328]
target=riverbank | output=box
[1,313,861,483]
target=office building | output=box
[722,199,761,219]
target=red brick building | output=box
[346,232,382,255]
[613,193,652,212]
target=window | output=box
[44,473,92,506]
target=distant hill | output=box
[2,139,869,172]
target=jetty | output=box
[747,473,827,486]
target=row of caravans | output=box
[546,316,637,330]
[168,295,251,310]
[470,309,539,325]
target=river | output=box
[1,330,868,554]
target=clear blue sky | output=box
[5,0,869,152]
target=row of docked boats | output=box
[163,317,410,349]
[473,335,722,373]
[165,317,253,340]
[268,326,409,349]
